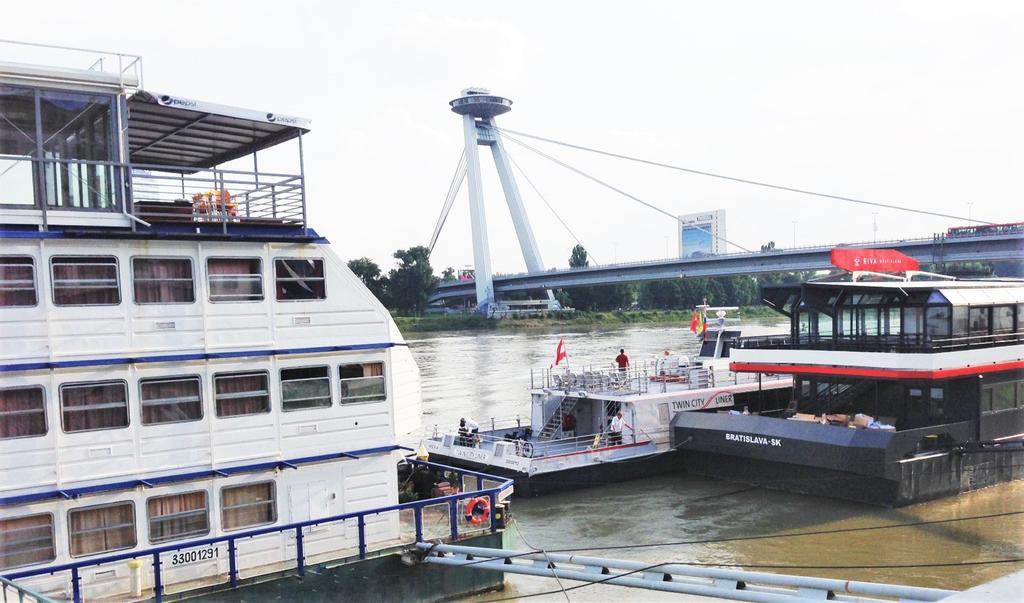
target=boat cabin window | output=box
[0,513,55,569]
[0,256,37,307]
[39,90,117,210]
[214,371,270,418]
[147,491,210,544]
[51,256,120,306]
[207,258,264,302]
[221,482,276,531]
[69,502,136,557]
[925,306,951,339]
[339,362,386,403]
[0,85,37,207]
[0,385,47,439]
[0,85,118,210]
[140,376,203,425]
[60,381,129,433]
[281,366,332,411]
[969,307,990,336]
[993,306,1014,334]
[982,382,1019,413]
[132,257,195,304]
[275,258,325,301]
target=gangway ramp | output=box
[417,543,959,602]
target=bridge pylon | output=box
[449,88,557,314]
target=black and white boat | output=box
[672,268,1024,506]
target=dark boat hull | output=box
[673,413,1024,506]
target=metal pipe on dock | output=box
[416,543,958,602]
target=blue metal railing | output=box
[2,459,513,603]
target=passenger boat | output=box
[424,307,793,495]
[0,44,508,601]
[672,265,1024,506]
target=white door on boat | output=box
[289,480,329,535]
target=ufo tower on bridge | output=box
[449,88,556,313]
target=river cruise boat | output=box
[672,272,1024,506]
[424,307,792,495]
[0,45,509,602]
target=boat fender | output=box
[465,496,491,525]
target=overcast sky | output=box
[5,1,1022,274]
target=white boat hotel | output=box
[0,44,510,602]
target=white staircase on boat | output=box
[538,397,578,441]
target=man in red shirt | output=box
[614,349,629,372]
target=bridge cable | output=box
[492,126,993,225]
[498,129,754,253]
[428,149,467,255]
[505,148,600,266]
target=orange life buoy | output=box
[464,496,490,525]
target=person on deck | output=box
[463,416,480,447]
[614,348,629,373]
[609,410,630,446]
[562,412,577,438]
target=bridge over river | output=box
[430,232,1024,304]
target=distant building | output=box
[678,210,726,257]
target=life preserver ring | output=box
[464,496,491,525]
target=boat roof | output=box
[127,90,311,170]
[803,279,1023,290]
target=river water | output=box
[405,323,1024,600]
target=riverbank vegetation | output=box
[393,306,783,333]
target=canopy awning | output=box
[126,90,310,170]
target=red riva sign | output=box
[830,248,920,273]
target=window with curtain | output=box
[208,258,263,302]
[221,482,276,530]
[69,502,136,557]
[132,258,194,304]
[0,257,37,307]
[51,256,120,306]
[281,366,331,411]
[0,513,55,570]
[0,385,46,439]
[274,258,325,301]
[147,491,209,543]
[140,376,202,425]
[214,372,270,418]
[60,381,128,433]
[338,362,386,403]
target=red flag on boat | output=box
[551,339,568,368]
[689,311,698,333]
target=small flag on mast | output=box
[551,338,568,368]
[689,311,698,333]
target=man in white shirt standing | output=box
[609,411,629,446]
[464,417,480,447]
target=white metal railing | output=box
[0,39,143,89]
[534,364,651,395]
[429,415,527,440]
[429,424,647,461]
